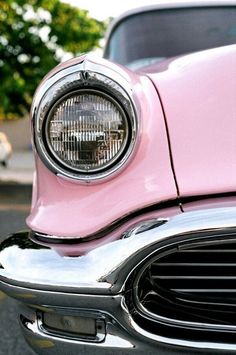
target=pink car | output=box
[1,2,236,354]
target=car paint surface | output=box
[146,45,236,199]
[27,45,236,239]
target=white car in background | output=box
[0,132,12,167]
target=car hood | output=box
[143,45,236,199]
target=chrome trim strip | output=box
[129,317,236,352]
[32,55,140,183]
[31,218,168,243]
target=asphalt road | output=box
[0,184,35,355]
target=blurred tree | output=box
[0,0,105,119]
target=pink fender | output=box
[27,57,178,237]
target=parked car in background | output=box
[0,132,12,167]
[1,1,236,354]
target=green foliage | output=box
[0,0,105,119]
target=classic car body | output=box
[1,1,236,354]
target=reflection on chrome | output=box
[1,208,236,292]
[2,208,236,352]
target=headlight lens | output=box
[45,90,130,173]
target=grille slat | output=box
[172,289,236,293]
[154,276,236,279]
[177,249,236,252]
[159,251,236,263]
[152,264,236,277]
[154,263,236,266]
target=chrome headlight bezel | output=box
[32,57,139,183]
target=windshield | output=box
[104,7,236,69]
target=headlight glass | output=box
[45,90,129,173]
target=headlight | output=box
[46,90,129,173]
[33,56,138,183]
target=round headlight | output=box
[33,57,139,183]
[45,90,130,173]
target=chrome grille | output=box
[130,233,236,342]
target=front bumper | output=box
[2,208,236,354]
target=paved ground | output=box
[0,184,35,355]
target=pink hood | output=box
[145,45,236,198]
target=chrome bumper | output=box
[1,208,236,354]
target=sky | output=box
[63,0,171,20]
